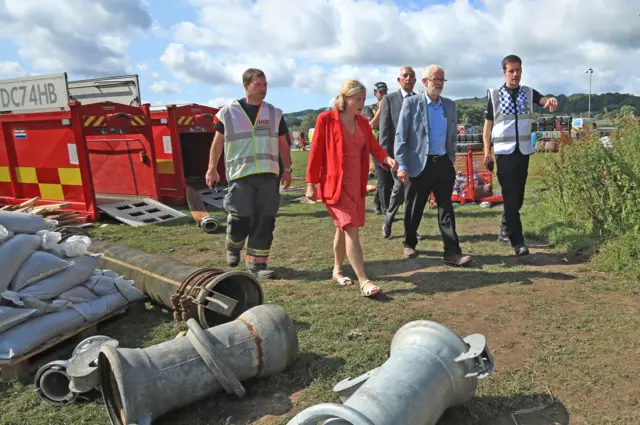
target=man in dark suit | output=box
[394,65,471,266]
[379,66,417,238]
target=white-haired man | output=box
[394,65,471,266]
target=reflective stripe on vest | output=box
[490,85,534,155]
[218,100,281,181]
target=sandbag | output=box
[16,255,99,301]
[0,211,51,234]
[0,309,85,359]
[1,292,72,317]
[9,251,73,292]
[57,286,99,303]
[0,306,37,333]
[84,275,120,296]
[37,231,92,258]
[0,224,13,243]
[72,292,130,322]
[0,234,42,293]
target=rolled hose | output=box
[285,403,375,425]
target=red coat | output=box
[306,109,390,205]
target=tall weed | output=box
[535,119,640,277]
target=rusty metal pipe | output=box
[89,240,263,328]
[98,304,299,425]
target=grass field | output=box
[1,151,638,425]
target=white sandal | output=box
[360,280,382,297]
[332,269,354,286]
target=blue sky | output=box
[1,0,638,113]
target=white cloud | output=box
[150,81,182,94]
[0,61,27,77]
[208,97,237,108]
[165,0,640,99]
[0,0,153,76]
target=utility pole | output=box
[585,68,594,118]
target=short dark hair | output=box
[502,55,522,70]
[242,68,266,85]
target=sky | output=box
[0,0,639,113]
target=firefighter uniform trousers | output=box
[224,173,280,267]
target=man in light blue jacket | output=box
[394,65,471,266]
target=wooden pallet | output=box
[0,300,146,383]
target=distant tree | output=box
[300,113,318,138]
[286,116,302,129]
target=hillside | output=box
[284,92,640,130]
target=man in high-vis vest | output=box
[363,81,388,214]
[482,55,558,256]
[206,68,292,279]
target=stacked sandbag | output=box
[0,212,146,360]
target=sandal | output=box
[360,280,382,297]
[332,269,354,286]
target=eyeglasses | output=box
[427,78,447,83]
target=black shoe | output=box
[373,207,382,215]
[382,220,392,239]
[226,251,240,267]
[514,245,530,256]
[416,231,423,241]
[497,234,510,245]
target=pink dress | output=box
[326,122,366,230]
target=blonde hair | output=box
[333,80,366,111]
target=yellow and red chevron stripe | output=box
[83,115,105,127]
[130,116,146,126]
[177,116,193,125]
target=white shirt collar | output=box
[400,88,415,98]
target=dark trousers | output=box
[496,150,530,247]
[403,156,461,255]
[374,163,394,213]
[224,174,280,266]
[385,173,406,224]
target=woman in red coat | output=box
[306,80,398,297]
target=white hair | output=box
[422,65,445,79]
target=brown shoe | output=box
[444,254,472,267]
[403,247,418,258]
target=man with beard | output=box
[394,65,471,266]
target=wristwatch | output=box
[284,168,292,172]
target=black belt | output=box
[426,154,445,162]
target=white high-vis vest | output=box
[216,100,282,181]
[489,85,534,155]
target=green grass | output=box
[1,151,639,425]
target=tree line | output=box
[285,92,639,133]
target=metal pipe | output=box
[98,304,299,425]
[287,320,494,425]
[200,215,219,233]
[88,240,263,328]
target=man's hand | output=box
[384,157,398,172]
[483,154,495,172]
[306,184,317,201]
[205,168,219,189]
[397,169,409,184]
[281,170,292,189]
[543,97,558,113]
